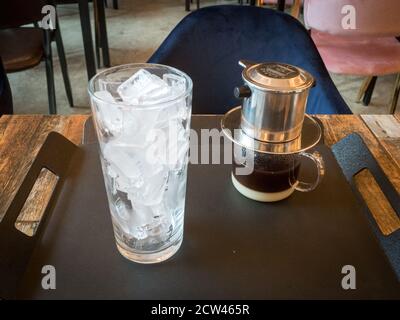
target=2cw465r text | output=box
[151,304,250,317]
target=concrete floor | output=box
[7,0,399,115]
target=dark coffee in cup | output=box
[232,150,301,202]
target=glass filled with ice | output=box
[88,64,192,264]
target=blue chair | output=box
[148,5,351,114]
[0,57,13,116]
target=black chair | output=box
[104,0,118,10]
[149,5,351,115]
[0,57,13,116]
[56,0,110,71]
[0,0,73,114]
[186,0,253,11]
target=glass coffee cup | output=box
[222,106,325,202]
[231,145,324,202]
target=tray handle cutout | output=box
[354,168,400,235]
[332,133,400,280]
[14,168,59,237]
[0,132,78,299]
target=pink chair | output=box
[304,0,400,113]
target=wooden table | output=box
[0,114,399,238]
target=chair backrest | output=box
[0,57,13,116]
[264,0,300,5]
[304,0,400,37]
[0,0,47,29]
[148,5,351,114]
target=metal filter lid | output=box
[241,61,314,93]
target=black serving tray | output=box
[1,116,399,299]
[332,133,400,280]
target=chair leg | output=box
[94,1,102,69]
[291,0,301,18]
[196,0,200,10]
[104,0,108,8]
[78,0,97,80]
[362,76,377,106]
[55,24,74,107]
[43,30,57,114]
[95,0,111,68]
[356,76,373,103]
[185,0,190,11]
[277,0,286,11]
[0,60,13,115]
[113,0,118,9]
[389,73,400,114]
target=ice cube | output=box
[106,165,118,195]
[163,73,186,96]
[144,118,189,170]
[142,77,171,103]
[117,69,170,104]
[127,168,168,206]
[104,144,142,180]
[95,90,114,103]
[98,79,123,101]
[112,195,161,240]
[110,198,132,236]
[153,202,174,228]
[152,74,187,124]
[130,201,155,231]
[166,120,189,170]
[166,169,187,215]
[144,128,168,166]
[94,91,123,136]
[124,200,174,240]
[131,227,147,240]
[156,98,188,127]
[103,144,144,192]
[117,108,161,145]
[117,69,151,103]
[114,197,131,221]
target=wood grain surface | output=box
[0,114,399,237]
[318,115,400,235]
[0,115,88,236]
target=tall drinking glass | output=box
[88,63,192,264]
